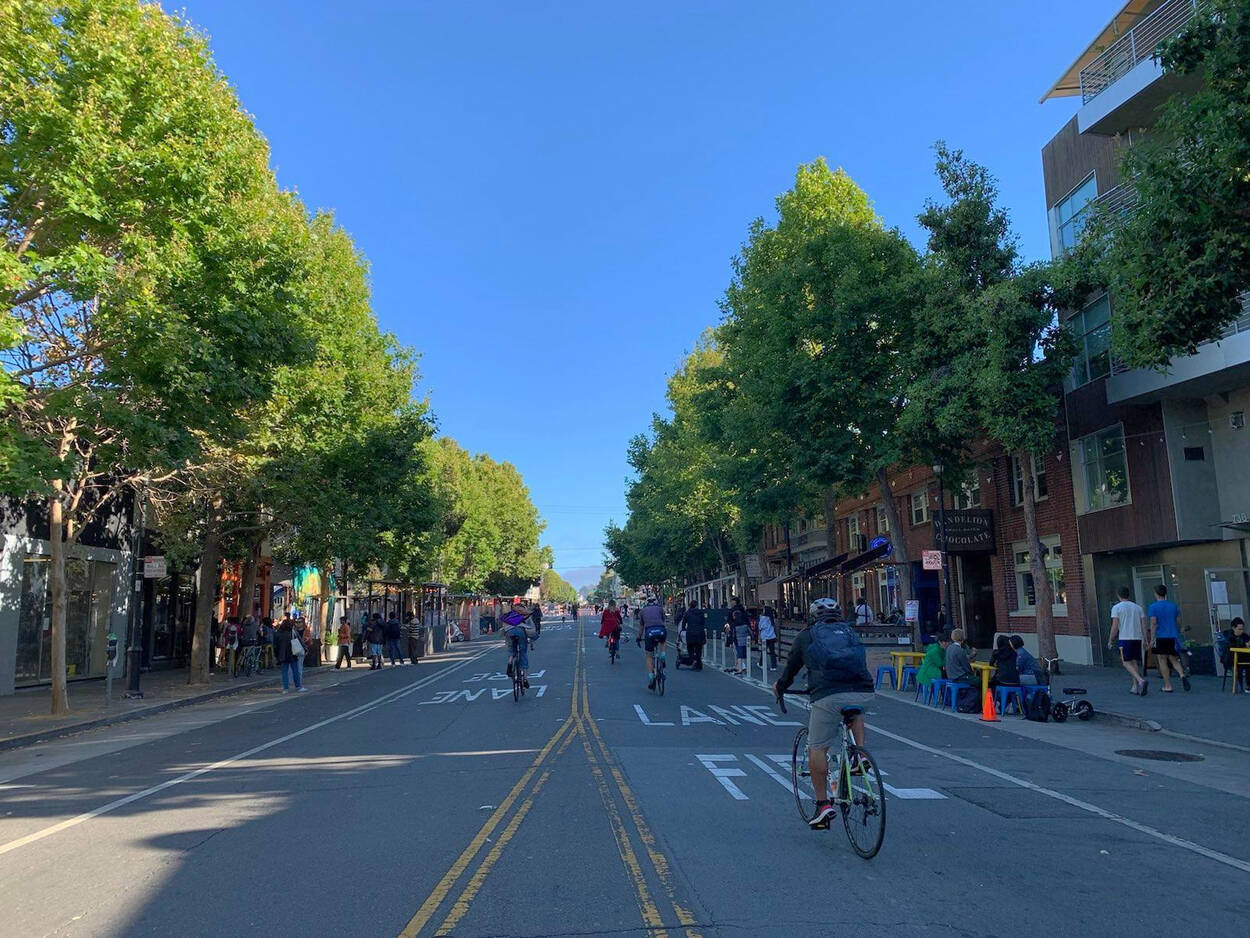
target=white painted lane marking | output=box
[744,753,793,792]
[695,754,748,800]
[0,646,491,858]
[869,723,1250,874]
[632,704,674,726]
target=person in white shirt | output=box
[1107,585,1148,695]
[853,596,874,626]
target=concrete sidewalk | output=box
[0,655,378,751]
[1050,663,1250,750]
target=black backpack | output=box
[1026,690,1051,722]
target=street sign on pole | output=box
[143,555,166,578]
[922,550,943,571]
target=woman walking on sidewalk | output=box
[275,617,307,692]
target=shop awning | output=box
[802,553,850,579]
[840,544,893,575]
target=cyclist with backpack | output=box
[635,595,667,690]
[773,597,874,829]
[501,602,537,689]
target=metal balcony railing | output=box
[1080,0,1202,104]
[1091,180,1141,217]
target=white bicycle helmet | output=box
[809,597,842,620]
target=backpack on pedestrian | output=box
[1025,690,1051,722]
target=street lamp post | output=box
[124,493,146,699]
[932,462,954,634]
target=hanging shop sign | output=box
[933,509,995,553]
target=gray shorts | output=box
[808,692,873,750]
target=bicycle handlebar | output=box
[773,686,809,714]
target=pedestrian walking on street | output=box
[260,616,276,670]
[681,599,706,670]
[404,614,423,664]
[531,602,543,637]
[730,600,750,674]
[367,614,385,670]
[275,616,307,692]
[335,616,352,669]
[1108,585,1148,695]
[384,613,403,666]
[1148,585,1189,692]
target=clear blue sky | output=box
[189,0,1105,587]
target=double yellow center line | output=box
[399,626,701,938]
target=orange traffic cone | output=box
[980,689,999,722]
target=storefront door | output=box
[14,555,116,686]
[1204,568,1250,676]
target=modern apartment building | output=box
[1042,0,1249,667]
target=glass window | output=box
[1054,174,1097,254]
[1013,537,1067,615]
[1011,455,1048,505]
[15,558,50,684]
[847,514,860,541]
[14,556,116,685]
[910,491,930,525]
[875,505,890,534]
[1077,424,1131,513]
[1069,295,1112,387]
[954,483,982,510]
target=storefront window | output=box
[1013,537,1067,616]
[14,555,116,686]
[1077,424,1130,513]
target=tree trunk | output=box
[188,530,221,686]
[824,487,836,561]
[876,467,916,641]
[318,565,332,646]
[1019,450,1057,661]
[47,486,70,716]
[237,537,261,623]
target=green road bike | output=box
[777,689,886,859]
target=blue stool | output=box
[875,665,896,690]
[927,679,948,706]
[939,681,970,711]
[900,665,919,692]
[995,685,1025,716]
[916,679,937,704]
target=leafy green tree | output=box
[913,146,1079,658]
[1084,0,1250,367]
[718,159,925,601]
[1,0,314,712]
[540,568,578,604]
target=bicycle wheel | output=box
[840,745,886,859]
[656,662,665,696]
[513,670,521,702]
[791,727,816,823]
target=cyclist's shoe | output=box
[647,678,656,690]
[522,677,530,688]
[809,801,835,829]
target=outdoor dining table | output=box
[971,661,994,700]
[1230,646,1250,694]
[890,650,927,686]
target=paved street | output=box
[1,618,1247,938]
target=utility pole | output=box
[124,492,146,699]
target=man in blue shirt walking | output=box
[1148,585,1189,692]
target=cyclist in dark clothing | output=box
[530,603,543,636]
[681,600,707,671]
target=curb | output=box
[1091,708,1163,733]
[0,663,369,754]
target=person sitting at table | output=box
[944,629,977,687]
[988,634,1020,688]
[917,633,949,689]
[1223,617,1249,692]
[1010,635,1048,685]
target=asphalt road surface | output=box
[1,618,1247,937]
